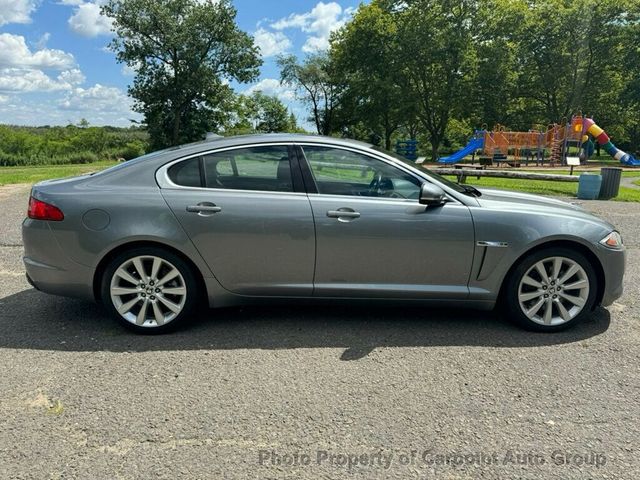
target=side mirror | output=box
[419,183,446,206]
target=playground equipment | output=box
[572,116,640,166]
[395,139,418,160]
[438,115,640,166]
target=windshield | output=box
[372,146,468,194]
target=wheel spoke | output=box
[522,276,542,288]
[152,301,165,326]
[562,279,588,291]
[111,286,138,296]
[534,261,549,283]
[132,257,147,281]
[519,290,543,302]
[559,291,585,308]
[558,264,579,285]
[526,297,545,318]
[157,269,180,287]
[115,268,139,286]
[542,299,553,324]
[117,297,140,315]
[162,286,186,295]
[552,257,563,280]
[136,299,149,325]
[150,257,162,281]
[157,295,181,314]
[556,300,572,321]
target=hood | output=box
[475,188,615,231]
[476,188,585,212]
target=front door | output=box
[161,144,315,296]
[299,145,475,299]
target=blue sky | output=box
[0,0,363,128]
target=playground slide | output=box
[581,118,640,166]
[438,137,484,164]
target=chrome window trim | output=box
[156,142,297,194]
[155,140,467,205]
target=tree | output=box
[394,0,479,160]
[330,1,412,150]
[226,92,297,134]
[102,0,261,149]
[278,53,339,136]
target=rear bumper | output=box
[22,218,95,301]
[598,245,625,307]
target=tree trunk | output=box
[172,109,181,146]
[430,138,441,162]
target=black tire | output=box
[503,247,598,332]
[101,246,200,334]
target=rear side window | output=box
[202,146,293,192]
[167,157,202,187]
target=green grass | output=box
[0,161,119,186]
[444,175,640,202]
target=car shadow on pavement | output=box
[0,289,611,360]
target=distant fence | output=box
[435,168,579,184]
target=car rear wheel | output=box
[101,247,199,334]
[504,247,598,332]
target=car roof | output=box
[162,133,374,158]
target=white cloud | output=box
[34,32,51,50]
[253,28,291,57]
[0,0,38,26]
[245,78,295,102]
[0,34,83,95]
[59,83,132,112]
[0,33,75,70]
[0,68,82,93]
[0,86,140,127]
[271,1,354,53]
[68,2,112,37]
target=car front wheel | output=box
[505,247,598,332]
[101,247,199,333]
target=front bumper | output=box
[597,244,626,307]
[22,218,95,301]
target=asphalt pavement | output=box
[0,184,638,479]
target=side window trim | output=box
[160,143,306,194]
[293,144,318,194]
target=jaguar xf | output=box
[22,134,625,333]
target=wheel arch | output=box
[497,239,605,308]
[93,240,208,305]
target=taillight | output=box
[27,196,64,221]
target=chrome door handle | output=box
[186,204,222,214]
[327,209,360,219]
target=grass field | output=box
[442,176,640,202]
[0,161,120,187]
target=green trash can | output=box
[599,167,622,200]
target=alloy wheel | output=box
[517,256,590,326]
[109,255,187,327]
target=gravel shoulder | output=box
[0,185,638,479]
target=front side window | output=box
[167,145,293,192]
[302,146,421,199]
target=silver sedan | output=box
[22,134,625,333]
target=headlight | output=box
[600,231,624,249]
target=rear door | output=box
[160,144,316,296]
[298,144,475,299]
